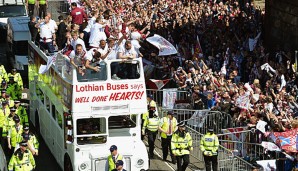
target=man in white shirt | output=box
[70,31,86,51]
[46,13,58,31]
[97,40,108,60]
[117,40,139,79]
[39,16,56,54]
[69,44,98,76]
[83,12,98,48]
[89,18,107,48]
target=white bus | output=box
[28,41,149,171]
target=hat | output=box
[10,107,16,112]
[19,141,28,147]
[24,126,29,131]
[13,117,20,123]
[14,100,20,103]
[12,68,17,72]
[177,121,185,127]
[167,111,174,115]
[2,101,7,105]
[207,126,214,132]
[1,89,6,93]
[115,160,124,167]
[1,80,6,85]
[22,133,30,141]
[109,145,117,152]
[147,94,153,99]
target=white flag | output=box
[256,120,267,133]
[249,32,261,51]
[146,34,177,56]
[261,141,281,151]
[38,53,57,74]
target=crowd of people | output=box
[25,0,298,170]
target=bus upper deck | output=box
[28,41,147,115]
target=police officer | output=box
[5,94,14,108]
[38,0,47,19]
[142,104,159,159]
[0,64,8,82]
[158,110,177,164]
[15,101,29,126]
[27,0,36,16]
[18,126,39,156]
[8,141,36,171]
[1,80,7,90]
[7,117,23,157]
[7,76,21,100]
[171,121,193,171]
[111,160,127,171]
[108,145,125,171]
[8,69,23,90]
[1,101,10,156]
[141,94,156,140]
[200,127,219,171]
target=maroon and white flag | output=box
[147,79,170,90]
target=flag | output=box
[146,34,177,56]
[147,79,170,90]
[256,160,276,171]
[235,94,250,110]
[38,53,57,74]
[256,120,267,133]
[249,32,261,51]
[269,128,298,153]
[261,141,281,151]
[193,35,203,58]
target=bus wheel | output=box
[35,111,40,136]
[64,154,73,171]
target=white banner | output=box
[261,141,281,152]
[256,160,276,171]
[162,88,177,109]
[146,34,177,56]
[38,53,57,74]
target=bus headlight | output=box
[79,162,88,170]
[136,159,144,167]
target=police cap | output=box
[147,94,153,99]
[19,141,28,147]
[10,107,16,112]
[1,80,6,85]
[22,133,30,141]
[167,111,174,115]
[13,117,20,123]
[177,121,186,127]
[109,145,117,152]
[12,68,17,72]
[14,100,20,104]
[207,126,214,133]
[1,89,6,93]
[115,160,124,167]
[2,101,7,105]
[23,126,29,131]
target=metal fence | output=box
[48,0,69,21]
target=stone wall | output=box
[265,0,298,53]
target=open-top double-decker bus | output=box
[28,40,149,171]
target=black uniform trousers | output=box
[176,154,190,171]
[28,4,35,16]
[203,154,218,171]
[161,136,175,161]
[39,4,47,19]
[147,130,157,157]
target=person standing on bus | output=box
[159,110,177,164]
[200,126,219,171]
[70,2,87,31]
[38,0,47,19]
[108,145,125,171]
[38,16,56,54]
[111,160,127,171]
[69,44,95,75]
[142,102,159,159]
[171,121,193,171]
[7,117,23,157]
[8,141,36,171]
